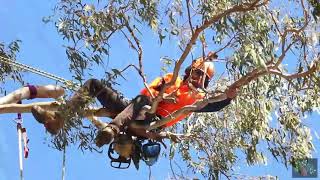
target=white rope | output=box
[61,146,66,180]
[0,56,80,90]
[17,127,24,180]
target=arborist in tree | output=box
[31,52,237,166]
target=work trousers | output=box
[77,79,151,134]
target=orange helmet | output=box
[190,57,215,79]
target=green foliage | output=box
[173,73,318,178]
[48,0,160,82]
[48,0,319,178]
[1,0,319,179]
[308,0,320,20]
[0,40,24,93]
[49,92,99,152]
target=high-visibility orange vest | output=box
[140,73,204,127]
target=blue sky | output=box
[0,0,319,179]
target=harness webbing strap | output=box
[26,85,37,100]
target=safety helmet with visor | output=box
[185,52,216,88]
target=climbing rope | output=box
[0,56,80,90]
[16,115,24,180]
[15,101,29,180]
[61,146,66,180]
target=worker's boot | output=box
[31,93,87,135]
[95,125,119,147]
[31,105,64,135]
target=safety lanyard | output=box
[16,101,29,159]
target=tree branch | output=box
[214,34,237,55]
[186,0,194,35]
[275,0,309,67]
[147,0,270,114]
[147,56,319,130]
[269,59,319,80]
[147,64,281,130]
[122,16,155,98]
[7,59,314,131]
[266,8,282,36]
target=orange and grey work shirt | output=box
[140,73,205,127]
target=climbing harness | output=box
[0,56,79,90]
[25,84,37,100]
[15,101,29,180]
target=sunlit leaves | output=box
[51,0,160,80]
[308,0,320,20]
[30,0,320,178]
[171,66,317,178]
[0,40,24,93]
